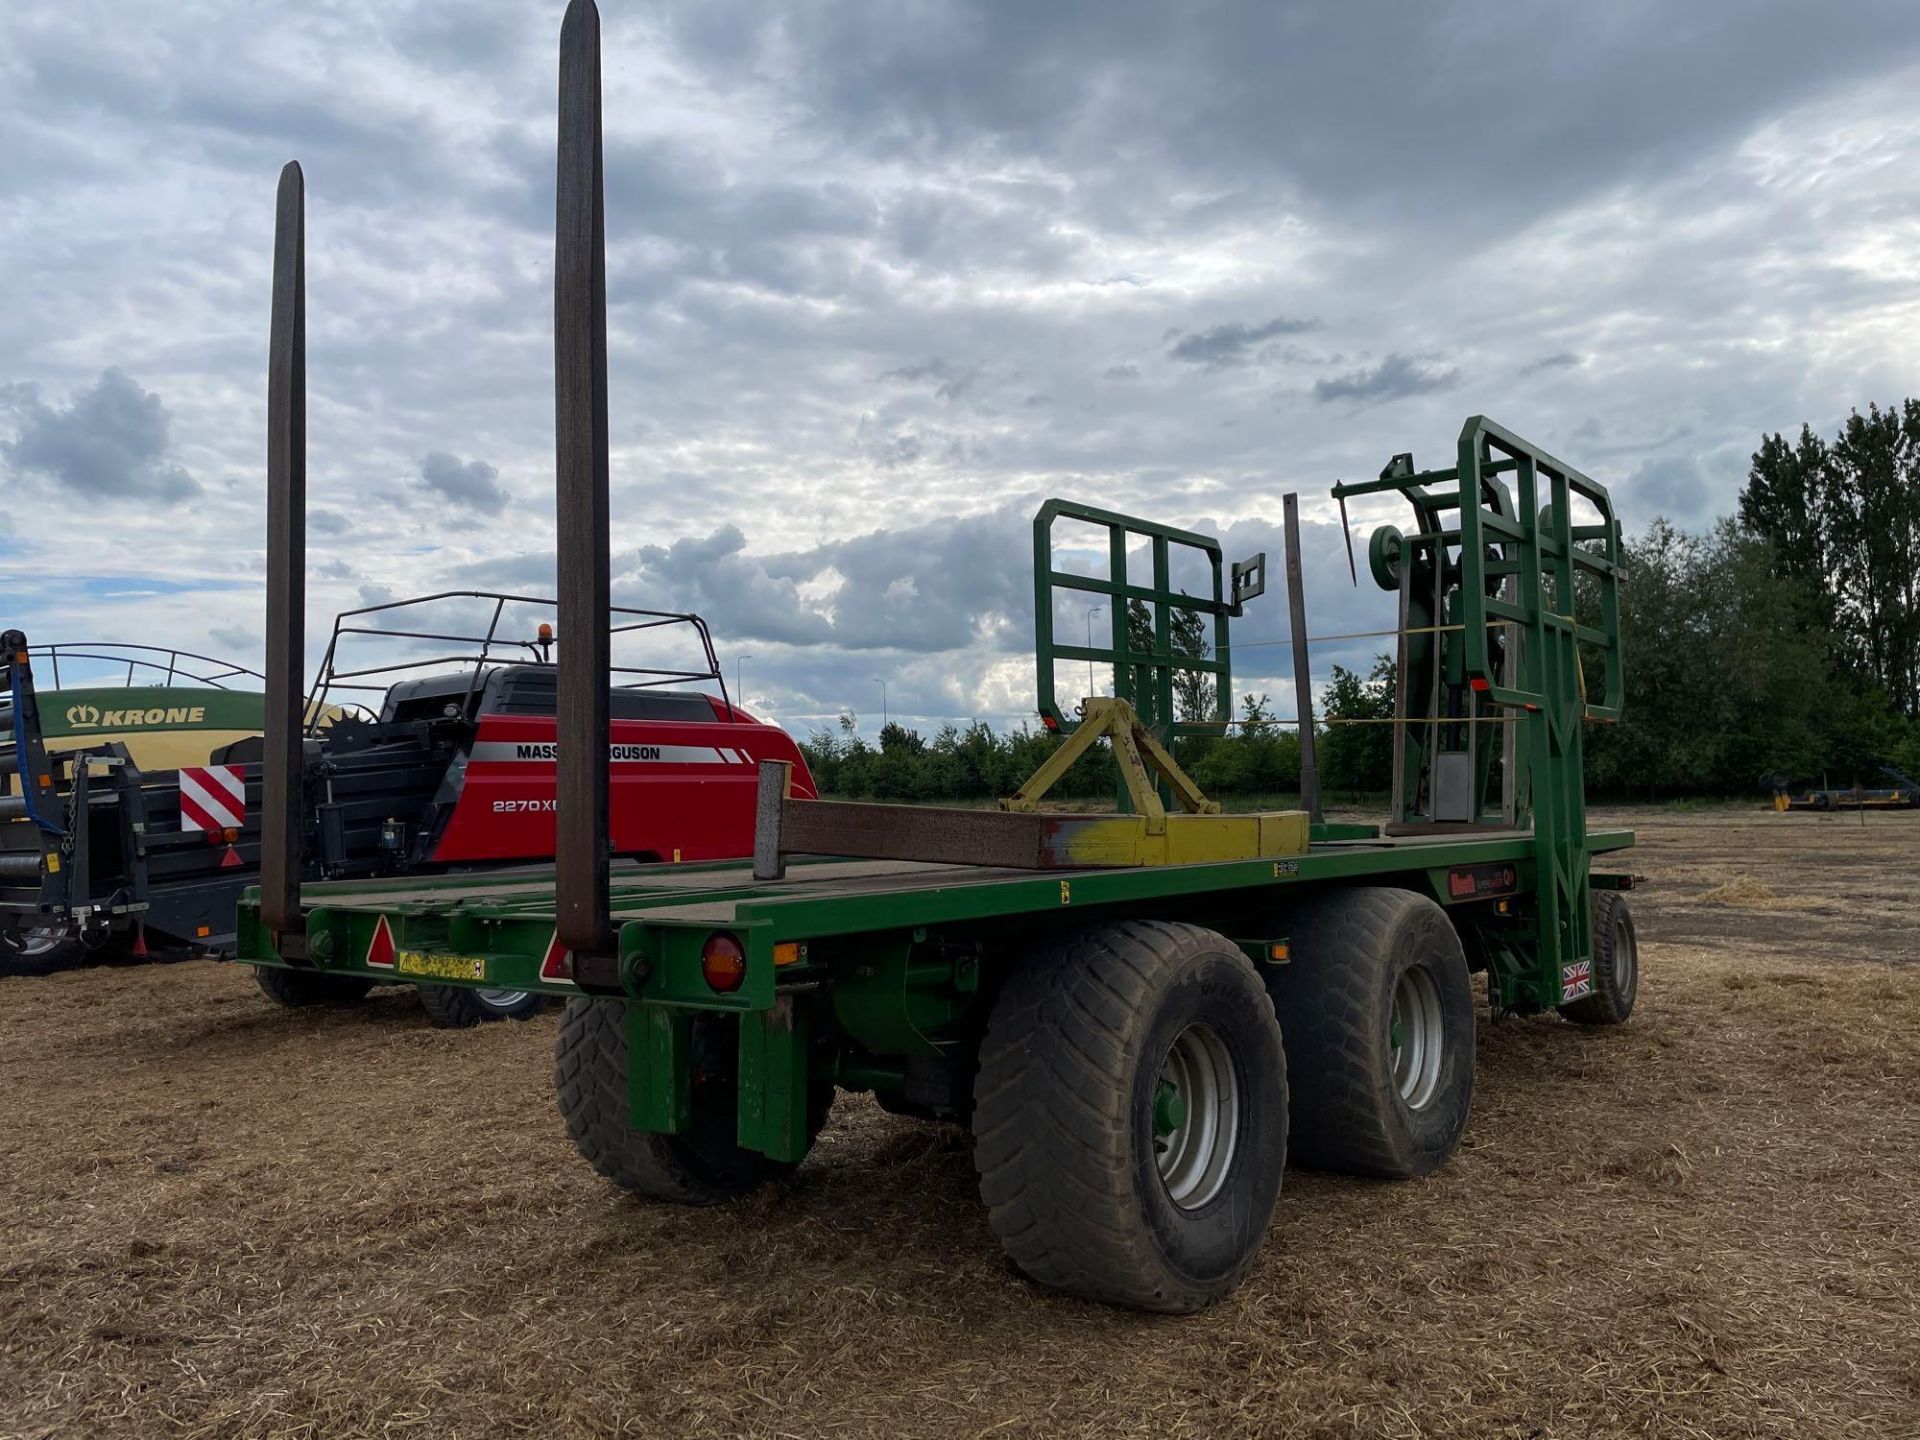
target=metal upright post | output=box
[261,160,306,943]
[553,0,614,970]
[1283,495,1321,824]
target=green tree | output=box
[1318,658,1396,794]
[1739,423,1833,631]
[1741,400,1920,719]
[1583,519,1876,796]
[1169,600,1214,724]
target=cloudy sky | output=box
[3,0,1917,736]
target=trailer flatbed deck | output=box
[267,826,1635,967]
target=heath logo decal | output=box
[66,703,208,730]
[1446,863,1521,901]
[468,741,747,766]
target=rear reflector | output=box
[701,932,747,993]
[773,941,803,967]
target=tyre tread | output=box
[1268,887,1471,1179]
[973,920,1282,1312]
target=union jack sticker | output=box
[1561,960,1594,1001]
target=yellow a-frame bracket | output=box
[1002,697,1220,832]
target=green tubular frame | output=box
[1333,416,1624,1009]
[1031,500,1239,755]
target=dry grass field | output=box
[2,806,1917,1439]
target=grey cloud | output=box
[1,1,1913,733]
[881,357,982,402]
[1622,454,1718,527]
[1521,352,1583,376]
[1,369,199,502]
[881,357,951,384]
[208,624,258,654]
[418,452,509,513]
[1312,354,1462,407]
[1169,317,1318,369]
[628,507,1031,654]
[704,1,1920,238]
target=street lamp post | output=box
[1084,603,1104,698]
[734,653,751,716]
[873,676,888,731]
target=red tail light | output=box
[701,932,746,993]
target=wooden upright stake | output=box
[553,0,614,963]
[261,160,306,939]
[1284,494,1322,825]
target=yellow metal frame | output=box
[1003,698,1217,829]
[1002,698,1307,865]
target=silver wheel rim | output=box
[1153,1023,1240,1210]
[475,988,530,1011]
[7,926,66,959]
[1613,915,1637,999]
[1390,968,1445,1110]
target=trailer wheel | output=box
[416,985,548,1028]
[972,920,1288,1313]
[555,997,830,1204]
[1559,892,1638,1026]
[1266,887,1474,1180]
[0,925,88,977]
[253,965,375,1008]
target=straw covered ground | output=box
[2,806,1917,1439]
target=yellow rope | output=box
[1323,715,1518,726]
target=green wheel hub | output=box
[1151,1023,1241,1210]
[1153,1077,1188,1137]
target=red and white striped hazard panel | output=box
[177,764,247,834]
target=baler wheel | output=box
[972,920,1288,1313]
[1265,886,1475,1179]
[417,984,547,1028]
[0,925,88,977]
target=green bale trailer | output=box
[235,0,1638,1312]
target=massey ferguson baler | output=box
[236,0,1641,1313]
[0,600,814,1021]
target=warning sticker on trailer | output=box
[178,764,247,833]
[1561,960,1594,1001]
[467,741,745,766]
[397,951,487,981]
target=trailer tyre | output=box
[1266,887,1474,1180]
[416,984,549,1028]
[555,997,830,1205]
[973,920,1288,1313]
[254,965,375,1008]
[1558,892,1638,1026]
